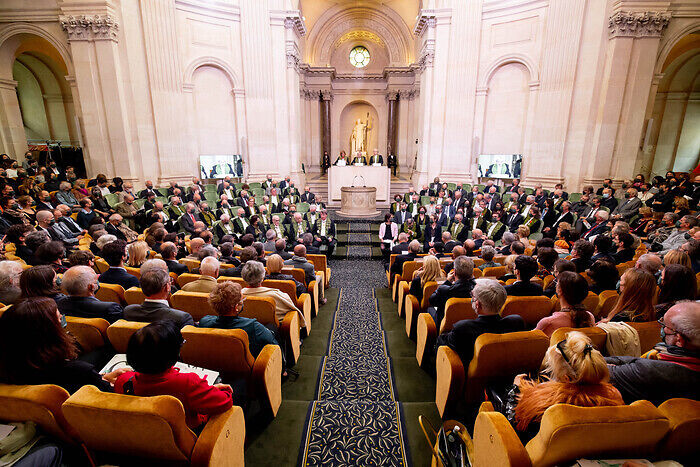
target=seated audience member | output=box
[182,257,220,293]
[221,246,258,277]
[240,261,305,328]
[504,256,543,296]
[94,232,116,254]
[150,228,167,253]
[587,260,619,295]
[0,260,23,305]
[275,239,293,260]
[536,272,595,336]
[498,254,518,282]
[591,235,614,263]
[98,239,140,290]
[607,301,700,404]
[124,269,193,328]
[252,242,268,265]
[680,238,700,273]
[602,268,655,323]
[611,232,635,264]
[409,255,446,302]
[35,241,69,273]
[535,247,558,278]
[161,241,188,275]
[635,253,663,279]
[106,213,138,243]
[516,225,532,248]
[6,224,34,263]
[76,198,98,229]
[266,254,306,298]
[284,244,318,289]
[663,248,692,269]
[218,242,240,266]
[443,245,466,275]
[512,331,623,435]
[543,259,576,297]
[201,281,279,358]
[127,240,149,268]
[114,321,233,429]
[478,245,498,270]
[0,297,122,393]
[68,249,95,268]
[58,266,123,323]
[20,265,65,303]
[390,239,422,282]
[186,237,205,260]
[655,264,697,318]
[436,279,525,364]
[428,256,476,326]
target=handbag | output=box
[418,416,471,467]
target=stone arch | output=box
[182,56,240,91]
[480,53,539,90]
[655,22,700,75]
[0,23,73,78]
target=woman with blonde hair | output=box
[673,196,690,217]
[663,249,692,269]
[498,254,518,282]
[516,225,532,246]
[409,255,445,301]
[265,253,306,297]
[602,268,655,323]
[127,240,149,268]
[509,331,624,435]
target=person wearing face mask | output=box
[300,186,315,203]
[1,196,27,226]
[596,178,616,197]
[655,215,698,254]
[606,301,700,404]
[434,278,525,364]
[611,188,642,222]
[505,203,524,232]
[647,182,674,212]
[393,202,410,225]
[262,174,275,192]
[414,207,428,227]
[600,187,618,211]
[390,195,403,214]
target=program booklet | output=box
[100,354,220,385]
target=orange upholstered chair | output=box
[65,316,110,354]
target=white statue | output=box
[350,113,372,156]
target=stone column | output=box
[0,78,27,160]
[386,91,399,157]
[320,90,331,161]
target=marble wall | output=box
[0,0,697,190]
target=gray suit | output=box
[263,240,277,252]
[611,197,642,221]
[124,300,194,328]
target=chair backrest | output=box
[0,383,75,443]
[106,319,148,352]
[179,258,200,272]
[125,266,141,278]
[466,330,549,403]
[657,398,700,459]
[95,282,126,305]
[526,401,669,466]
[307,254,328,273]
[180,326,255,377]
[218,276,247,287]
[420,281,439,310]
[594,290,619,318]
[440,298,475,333]
[627,321,662,354]
[500,296,553,327]
[283,267,306,286]
[472,268,483,278]
[170,291,214,321]
[95,257,110,273]
[124,287,147,305]
[549,326,608,352]
[401,261,421,282]
[262,279,298,304]
[471,257,485,268]
[241,296,278,326]
[554,291,599,313]
[62,385,197,462]
[65,316,110,353]
[176,273,202,288]
[482,266,506,278]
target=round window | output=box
[349,46,370,68]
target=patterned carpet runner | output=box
[300,260,408,466]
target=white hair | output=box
[241,260,265,286]
[596,210,610,221]
[200,256,220,277]
[62,266,97,296]
[472,278,507,314]
[140,258,168,275]
[96,234,117,249]
[667,301,700,347]
[0,261,23,290]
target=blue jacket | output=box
[99,267,139,290]
[199,315,278,357]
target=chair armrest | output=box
[435,346,465,418]
[297,293,312,336]
[308,279,319,318]
[191,405,246,467]
[65,316,110,354]
[324,268,330,288]
[397,281,409,317]
[392,274,401,302]
[416,313,437,368]
[252,344,282,417]
[472,411,530,467]
[478,401,495,413]
[404,294,420,339]
[280,311,301,365]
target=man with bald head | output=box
[607,301,700,404]
[182,257,220,293]
[284,244,318,289]
[57,266,124,323]
[635,253,663,279]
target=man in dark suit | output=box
[139,180,159,199]
[98,240,140,290]
[161,242,188,275]
[428,256,477,327]
[504,256,544,296]
[166,181,183,197]
[504,179,520,193]
[368,149,383,165]
[300,186,315,203]
[435,279,525,363]
[390,239,421,284]
[393,203,410,225]
[124,268,194,328]
[35,190,56,212]
[57,265,123,323]
[582,211,611,241]
[442,231,460,254]
[387,153,397,176]
[312,210,336,257]
[601,188,618,212]
[178,202,200,234]
[504,206,524,232]
[543,201,574,237]
[447,213,469,243]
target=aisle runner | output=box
[300,261,408,466]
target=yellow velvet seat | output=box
[94,257,109,273]
[171,291,215,321]
[500,296,554,328]
[62,385,245,466]
[65,316,110,353]
[392,261,420,302]
[124,286,147,305]
[177,273,203,288]
[94,282,126,305]
[594,289,619,318]
[482,265,506,278]
[404,281,438,339]
[125,266,141,278]
[657,398,700,460]
[0,383,77,444]
[307,253,330,288]
[415,298,475,368]
[549,326,607,352]
[285,267,320,318]
[472,401,670,467]
[179,258,201,273]
[263,279,312,336]
[435,330,549,417]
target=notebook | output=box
[100,354,220,385]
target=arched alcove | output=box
[191,65,238,156]
[482,62,530,155]
[338,101,380,156]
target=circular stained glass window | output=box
[349,46,370,68]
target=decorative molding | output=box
[320,89,333,101]
[270,10,306,36]
[286,40,301,70]
[413,8,451,36]
[416,42,435,71]
[386,91,399,101]
[300,88,321,100]
[397,89,419,100]
[182,56,239,90]
[608,11,670,38]
[0,78,18,91]
[59,14,119,41]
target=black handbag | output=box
[419,416,471,467]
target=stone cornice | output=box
[413,8,451,37]
[270,10,306,37]
[60,14,119,41]
[608,11,670,38]
[0,78,18,91]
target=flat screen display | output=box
[199,155,243,179]
[477,154,522,179]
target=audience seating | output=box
[656,398,700,460]
[552,291,599,314]
[170,291,215,321]
[550,321,662,355]
[62,385,245,466]
[263,279,313,335]
[95,282,126,305]
[471,400,670,467]
[392,261,421,302]
[95,258,109,273]
[482,266,506,278]
[628,321,662,354]
[404,281,438,339]
[500,296,553,328]
[65,316,110,354]
[0,383,77,444]
[176,273,202,288]
[440,298,476,333]
[179,258,201,273]
[180,326,283,416]
[435,330,549,417]
[415,298,476,368]
[307,254,331,288]
[125,266,141,278]
[594,290,619,318]
[550,327,608,352]
[106,320,148,352]
[124,286,147,305]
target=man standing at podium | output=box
[369,149,383,165]
[351,151,367,166]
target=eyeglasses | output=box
[657,318,680,336]
[556,339,570,363]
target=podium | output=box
[337,186,380,217]
[328,166,390,211]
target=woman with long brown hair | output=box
[602,268,655,323]
[536,271,595,337]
